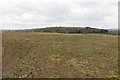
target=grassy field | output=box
[2,32,118,78]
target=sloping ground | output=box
[2,32,118,78]
[24,27,108,34]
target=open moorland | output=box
[2,32,118,78]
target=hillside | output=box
[24,27,108,34]
[3,27,119,35]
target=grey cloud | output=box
[0,0,118,29]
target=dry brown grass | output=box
[2,32,118,78]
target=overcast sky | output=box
[0,0,119,29]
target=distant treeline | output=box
[2,27,119,35]
[25,27,109,34]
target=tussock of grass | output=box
[49,75,61,78]
[49,54,64,62]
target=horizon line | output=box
[0,26,118,30]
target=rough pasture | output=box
[2,32,118,78]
